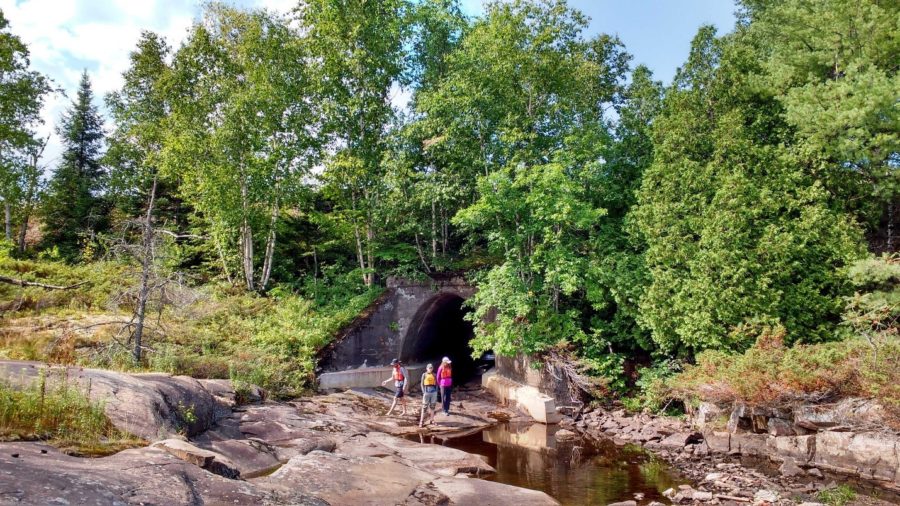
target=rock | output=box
[770,434,815,464]
[807,467,823,478]
[797,503,825,506]
[662,487,676,499]
[753,489,779,505]
[767,417,796,437]
[730,433,768,457]
[704,431,731,453]
[693,490,714,501]
[795,398,887,431]
[606,501,637,506]
[658,431,703,450]
[0,360,230,440]
[727,404,752,433]
[431,476,559,505]
[554,429,577,441]
[693,402,727,430]
[813,431,900,483]
[152,438,240,478]
[703,472,724,482]
[340,432,495,477]
[0,442,323,505]
[778,457,803,478]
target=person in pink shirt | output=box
[435,356,453,416]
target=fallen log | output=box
[0,275,87,290]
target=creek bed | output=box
[407,422,688,505]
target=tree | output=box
[0,10,51,245]
[631,26,865,356]
[299,0,409,287]
[424,0,629,355]
[586,65,663,357]
[163,5,318,291]
[42,71,106,259]
[739,0,899,252]
[106,31,173,362]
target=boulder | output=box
[753,489,779,505]
[813,431,900,483]
[338,432,495,477]
[704,431,731,453]
[693,402,727,430]
[658,431,703,450]
[730,433,768,457]
[152,438,240,478]
[554,429,578,441]
[779,457,803,478]
[606,501,637,506]
[770,435,816,464]
[767,417,796,437]
[794,398,887,431]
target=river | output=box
[407,421,688,505]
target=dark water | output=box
[407,423,687,505]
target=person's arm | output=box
[402,368,410,391]
[420,373,426,391]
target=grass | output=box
[817,484,857,506]
[0,256,382,399]
[0,375,143,456]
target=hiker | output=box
[419,363,438,427]
[381,358,409,416]
[436,356,452,416]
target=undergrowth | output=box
[0,374,142,456]
[0,257,381,399]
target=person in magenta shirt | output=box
[436,356,452,416]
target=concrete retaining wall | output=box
[482,369,562,424]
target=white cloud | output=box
[0,0,297,170]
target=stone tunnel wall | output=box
[317,276,475,372]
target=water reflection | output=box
[411,422,685,505]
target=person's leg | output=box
[400,392,407,415]
[386,396,398,416]
[419,397,427,427]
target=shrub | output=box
[670,335,899,424]
[0,374,141,455]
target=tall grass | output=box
[0,374,142,455]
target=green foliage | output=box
[0,374,141,455]
[41,71,107,260]
[632,25,865,356]
[817,485,857,506]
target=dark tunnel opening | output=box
[400,293,482,383]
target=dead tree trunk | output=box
[132,175,158,364]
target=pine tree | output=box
[42,71,106,259]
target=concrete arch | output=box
[399,292,477,381]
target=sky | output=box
[0,0,737,168]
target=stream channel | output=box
[406,421,688,505]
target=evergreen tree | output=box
[42,71,106,259]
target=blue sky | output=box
[459,0,738,84]
[0,0,737,166]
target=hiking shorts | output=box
[422,390,437,407]
[394,381,405,398]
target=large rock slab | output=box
[431,476,560,505]
[259,450,441,505]
[0,360,229,440]
[337,431,495,477]
[813,431,900,484]
[0,442,324,505]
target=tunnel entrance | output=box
[399,293,479,383]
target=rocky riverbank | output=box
[572,403,900,505]
[0,361,556,505]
